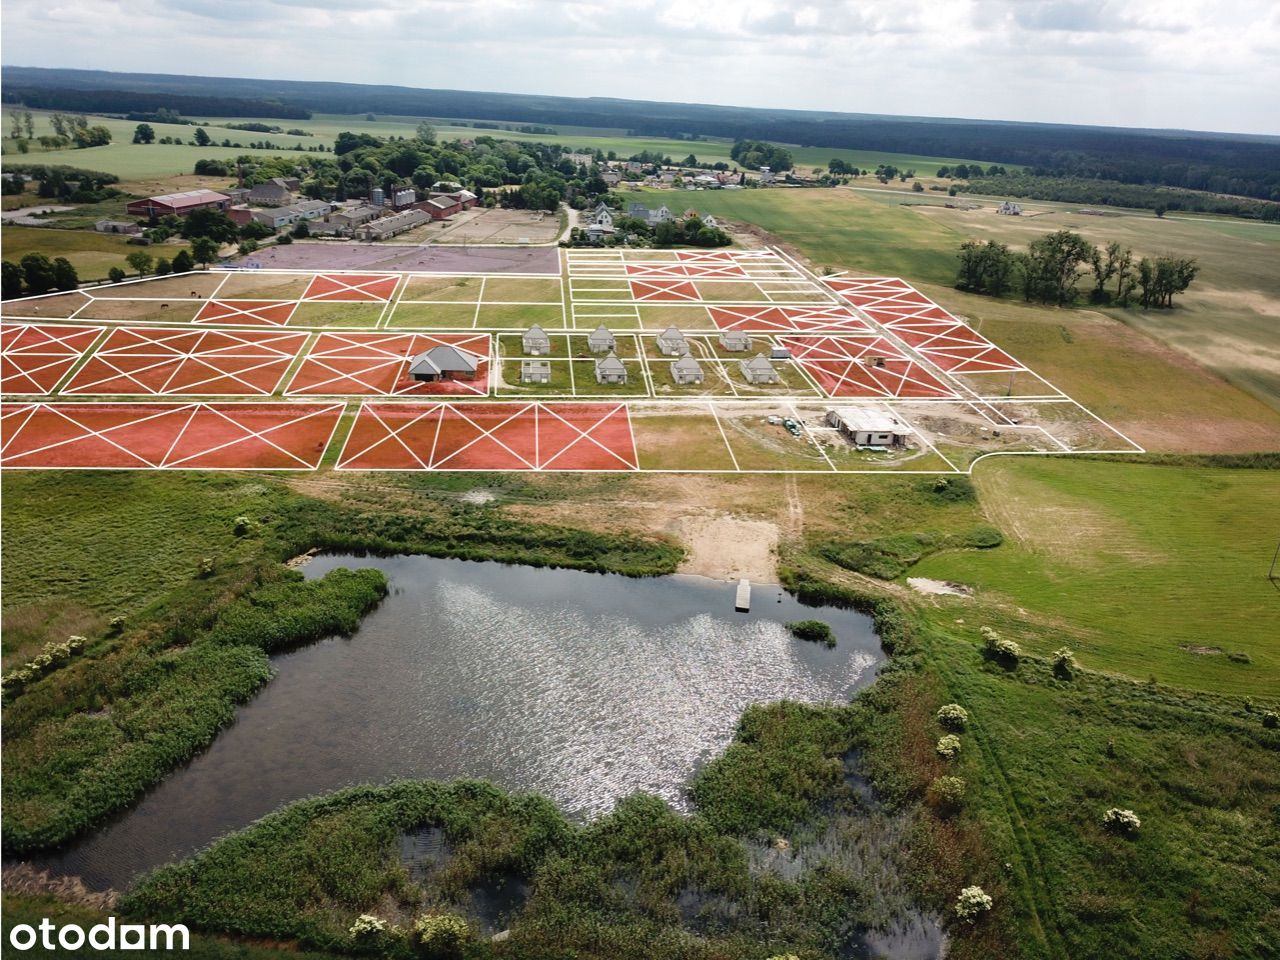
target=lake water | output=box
[28,555,884,891]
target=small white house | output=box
[826,406,914,447]
[671,355,704,385]
[739,354,780,384]
[594,351,627,385]
[719,330,751,352]
[656,326,687,357]
[522,325,551,356]
[587,325,616,353]
[521,359,552,384]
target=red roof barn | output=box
[126,190,232,220]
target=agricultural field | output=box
[0,226,190,280]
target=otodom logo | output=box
[8,917,190,952]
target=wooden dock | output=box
[735,578,751,612]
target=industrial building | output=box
[125,190,231,220]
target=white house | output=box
[587,325,616,353]
[522,325,552,355]
[594,351,627,385]
[671,355,704,385]
[739,354,780,384]
[656,326,687,357]
[826,406,914,447]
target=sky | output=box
[3,0,1278,135]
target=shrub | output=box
[1053,647,1077,677]
[276,232,293,245]
[1102,808,1141,834]
[233,516,252,536]
[411,913,471,958]
[981,627,1020,663]
[349,914,391,951]
[1263,711,1278,729]
[936,703,969,730]
[954,885,993,923]
[2,635,87,699]
[928,775,967,813]
[196,557,215,578]
[107,267,126,284]
[936,734,962,760]
[786,619,835,647]
[108,615,126,634]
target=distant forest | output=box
[4,66,1279,202]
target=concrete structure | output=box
[656,326,688,357]
[392,188,416,210]
[997,201,1023,216]
[671,355,704,385]
[826,406,914,447]
[290,199,333,222]
[739,354,780,384]
[522,325,552,355]
[587,325,616,353]
[125,190,230,220]
[594,351,627,385]
[328,205,381,231]
[95,219,141,235]
[770,345,792,361]
[735,578,751,612]
[356,208,430,240]
[252,207,300,229]
[521,359,552,384]
[408,345,478,382]
[719,330,751,352]
[247,178,297,207]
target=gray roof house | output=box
[521,360,552,384]
[587,325,616,353]
[719,330,751,351]
[671,355,704,385]
[290,199,333,221]
[656,326,688,357]
[329,205,381,230]
[739,354,780,384]
[589,202,614,226]
[408,345,478,382]
[594,351,627,385]
[248,177,297,207]
[522,325,552,355]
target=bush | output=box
[1102,808,1141,835]
[954,885,993,923]
[1263,711,1278,729]
[786,619,835,647]
[936,734,962,760]
[1053,647,1077,678]
[276,233,293,245]
[349,914,391,951]
[107,267,126,284]
[928,775,966,813]
[936,703,969,730]
[411,913,471,958]
[981,626,1020,663]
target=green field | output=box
[0,225,191,280]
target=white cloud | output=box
[1,0,1277,134]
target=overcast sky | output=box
[3,0,1277,135]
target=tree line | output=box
[5,110,111,154]
[729,139,794,172]
[956,231,1199,309]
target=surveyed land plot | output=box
[0,249,1140,471]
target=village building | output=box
[671,355,704,385]
[601,170,621,188]
[587,325,616,353]
[587,202,614,227]
[584,223,615,245]
[770,345,792,360]
[95,219,142,235]
[826,406,914,447]
[739,354,780,384]
[626,203,675,226]
[521,360,552,384]
[125,189,231,220]
[656,326,688,356]
[289,199,333,221]
[425,195,463,220]
[328,205,381,231]
[356,208,430,240]
[719,330,751,352]
[997,201,1023,216]
[522,325,552,355]
[594,351,627,385]
[408,345,478,382]
[251,207,300,230]
[247,177,298,207]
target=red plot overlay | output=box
[625,262,747,279]
[780,336,958,399]
[823,276,1024,374]
[709,305,871,333]
[302,274,399,302]
[63,327,308,396]
[2,323,102,395]
[628,279,701,301]
[287,332,490,396]
[338,402,637,471]
[1,402,342,469]
[194,300,297,326]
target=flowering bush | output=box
[1263,710,1278,730]
[1053,647,1077,677]
[929,776,967,811]
[936,703,969,730]
[936,734,962,760]
[954,885,993,922]
[411,913,471,958]
[349,914,390,947]
[1102,808,1141,834]
[1,635,87,699]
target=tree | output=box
[292,220,310,238]
[193,127,212,147]
[72,125,112,148]
[1089,242,1126,304]
[107,267,126,284]
[172,249,195,273]
[132,123,156,144]
[415,122,437,144]
[180,208,239,243]
[154,258,172,276]
[2,260,24,299]
[22,110,35,140]
[125,251,154,278]
[20,253,57,295]
[190,237,220,267]
[51,257,79,291]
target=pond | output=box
[28,555,884,892]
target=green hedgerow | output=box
[936,703,969,730]
[936,734,962,760]
[954,885,993,923]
